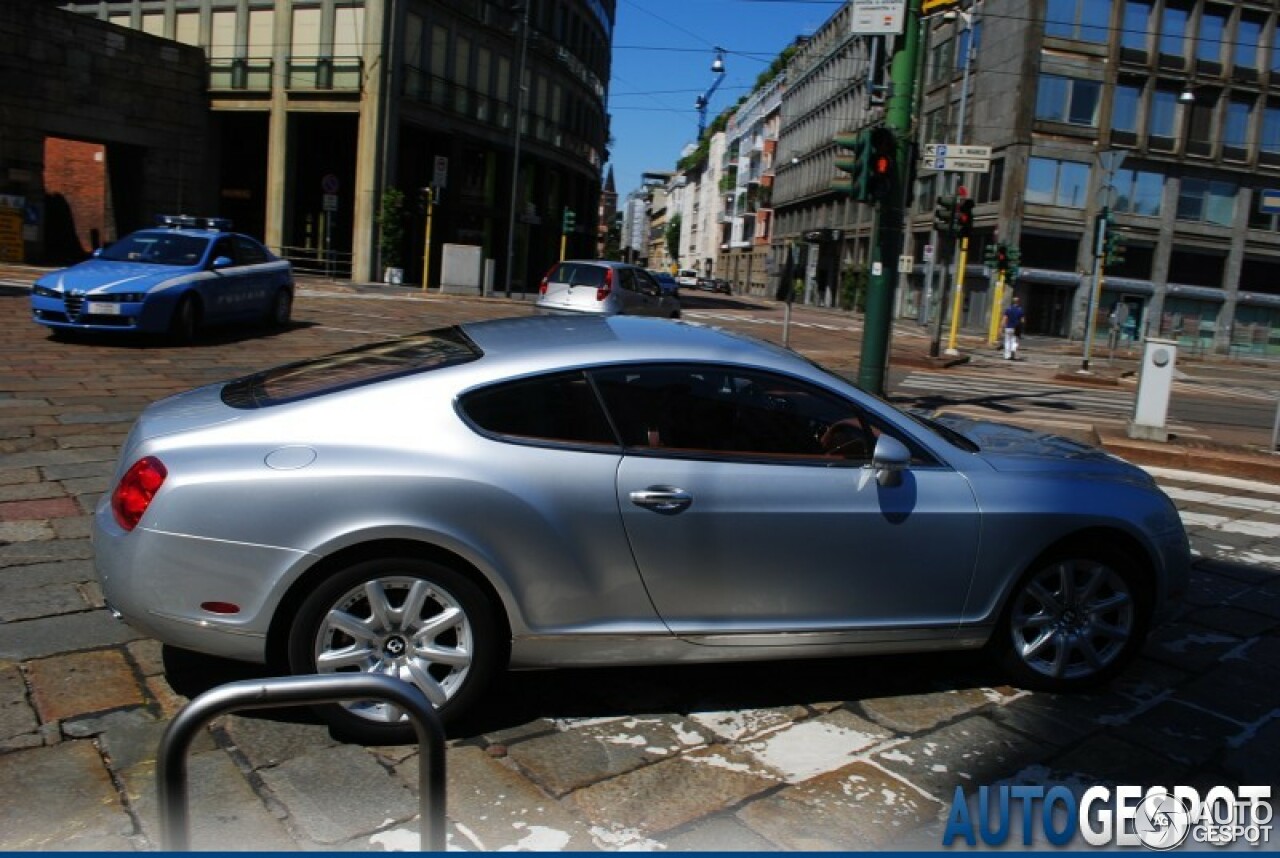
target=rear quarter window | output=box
[459,371,618,447]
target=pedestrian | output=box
[1001,296,1025,360]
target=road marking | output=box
[1145,466,1280,495]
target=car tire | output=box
[265,287,292,328]
[991,545,1151,692]
[287,556,500,744]
[169,295,200,344]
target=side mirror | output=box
[871,435,911,488]
[212,256,234,270]
[91,247,104,258]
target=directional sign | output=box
[923,144,992,160]
[850,0,905,34]
[922,156,991,173]
[1260,189,1280,215]
[898,255,914,274]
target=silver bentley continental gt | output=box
[94,315,1189,743]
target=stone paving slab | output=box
[27,648,146,721]
[0,740,135,850]
[0,608,141,660]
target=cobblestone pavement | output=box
[1,278,1278,850]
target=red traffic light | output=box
[955,198,975,237]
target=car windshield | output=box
[98,232,209,266]
[221,326,481,408]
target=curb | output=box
[1097,430,1280,484]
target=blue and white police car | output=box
[31,215,294,342]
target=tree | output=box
[665,214,682,264]
[376,188,406,272]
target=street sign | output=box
[922,156,991,173]
[898,255,914,274]
[322,194,338,212]
[850,0,905,34]
[1260,189,1280,215]
[923,244,935,263]
[433,156,449,189]
[923,144,992,160]
[321,174,340,194]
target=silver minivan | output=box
[535,260,681,318]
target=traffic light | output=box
[1006,245,1022,282]
[982,242,998,269]
[867,127,896,201]
[1104,229,1126,267]
[955,197,975,238]
[933,195,957,234]
[995,243,1009,271]
[833,130,871,201]
[562,208,576,233]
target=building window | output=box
[1026,157,1090,208]
[1112,82,1141,134]
[1185,96,1216,157]
[1196,6,1227,69]
[1237,15,1263,72]
[1045,0,1110,42]
[1158,3,1190,65]
[1112,168,1163,217]
[1176,178,1236,226]
[1224,99,1252,160]
[175,11,199,46]
[1121,0,1152,55]
[335,5,364,60]
[1035,75,1101,127]
[928,38,954,86]
[1149,89,1178,148]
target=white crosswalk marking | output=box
[1148,467,1280,571]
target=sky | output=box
[605,0,835,198]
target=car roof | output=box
[459,315,808,375]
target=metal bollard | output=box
[156,673,446,851]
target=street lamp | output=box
[504,1,531,298]
[695,48,726,140]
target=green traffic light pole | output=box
[857,0,923,394]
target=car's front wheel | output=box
[288,556,499,743]
[265,287,292,327]
[993,546,1150,692]
[169,295,200,344]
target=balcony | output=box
[208,58,273,92]
[285,56,364,91]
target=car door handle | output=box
[629,487,692,514]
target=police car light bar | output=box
[156,215,233,231]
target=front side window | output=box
[460,371,616,447]
[590,365,899,463]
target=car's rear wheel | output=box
[288,556,498,743]
[169,295,200,344]
[993,546,1150,692]
[265,288,292,327]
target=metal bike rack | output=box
[156,673,446,851]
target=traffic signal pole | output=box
[945,236,969,354]
[857,0,922,394]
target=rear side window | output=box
[221,327,479,408]
[550,263,605,288]
[234,236,270,264]
[459,371,618,447]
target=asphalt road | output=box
[0,279,1278,851]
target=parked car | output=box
[94,315,1189,743]
[675,268,700,290]
[535,260,680,318]
[698,277,732,294]
[30,215,294,342]
[647,270,680,297]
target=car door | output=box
[199,235,254,323]
[593,364,981,641]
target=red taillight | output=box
[596,267,613,302]
[111,456,167,531]
[539,264,556,295]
